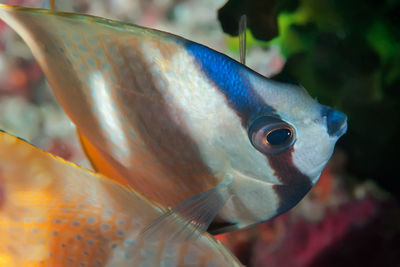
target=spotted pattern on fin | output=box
[0,129,242,266]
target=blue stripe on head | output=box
[185,42,274,125]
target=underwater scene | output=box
[0,0,399,266]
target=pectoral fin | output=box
[140,179,232,243]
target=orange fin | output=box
[0,130,242,266]
[0,130,154,266]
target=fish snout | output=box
[321,106,347,137]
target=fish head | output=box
[186,42,346,189]
[247,78,348,185]
[214,74,347,230]
[186,43,347,231]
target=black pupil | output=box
[266,128,291,146]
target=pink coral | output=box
[252,197,378,267]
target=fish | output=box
[0,129,242,267]
[0,5,347,240]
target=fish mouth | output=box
[333,119,348,138]
[321,106,348,138]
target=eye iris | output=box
[248,116,296,154]
[266,128,291,146]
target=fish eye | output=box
[248,116,296,154]
[266,128,292,146]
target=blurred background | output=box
[0,0,399,266]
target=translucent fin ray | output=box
[139,179,232,243]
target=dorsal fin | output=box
[239,14,247,65]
